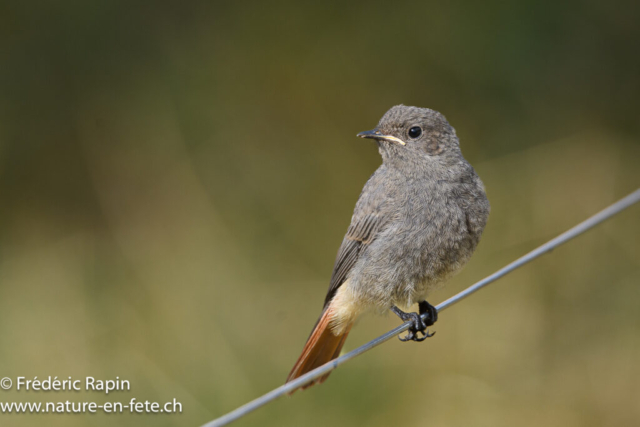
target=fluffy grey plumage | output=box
[326,105,490,333]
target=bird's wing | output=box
[323,208,389,308]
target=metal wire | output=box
[202,188,640,427]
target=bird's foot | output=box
[391,301,438,342]
[418,300,438,327]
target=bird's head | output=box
[358,105,462,165]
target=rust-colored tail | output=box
[285,305,352,393]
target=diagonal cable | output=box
[203,188,640,427]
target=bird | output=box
[286,105,490,391]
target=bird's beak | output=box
[357,129,406,146]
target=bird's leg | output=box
[391,301,438,342]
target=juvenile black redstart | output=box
[286,105,490,390]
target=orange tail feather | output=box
[285,305,352,392]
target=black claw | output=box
[391,303,438,342]
[398,333,412,342]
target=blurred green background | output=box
[1,1,639,426]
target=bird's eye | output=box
[408,126,422,139]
